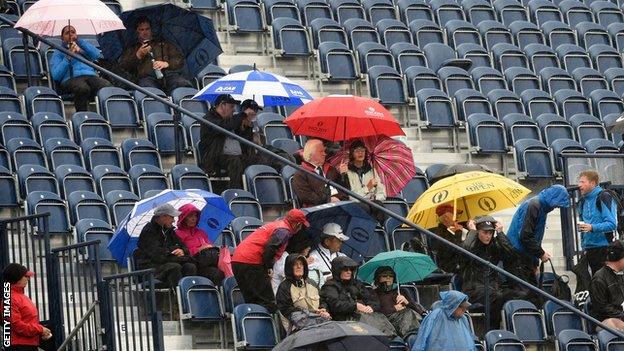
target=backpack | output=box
[579,188,624,241]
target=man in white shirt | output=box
[308,223,349,286]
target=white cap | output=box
[322,223,349,241]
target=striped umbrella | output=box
[192,69,313,107]
[329,136,416,197]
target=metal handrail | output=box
[57,301,100,351]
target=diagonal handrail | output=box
[3,15,624,340]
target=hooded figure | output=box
[175,204,224,285]
[276,254,330,332]
[506,185,570,283]
[373,266,425,337]
[411,291,476,351]
[320,257,396,337]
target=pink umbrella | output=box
[329,136,416,197]
[15,0,125,36]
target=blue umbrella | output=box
[303,201,377,263]
[97,3,222,78]
[107,189,234,266]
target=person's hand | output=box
[356,303,373,314]
[136,43,151,59]
[495,222,504,233]
[267,269,273,277]
[330,196,341,203]
[317,308,331,319]
[171,248,184,257]
[69,42,81,54]
[450,223,465,232]
[466,220,476,231]
[396,294,409,306]
[153,60,169,70]
[338,160,348,174]
[540,251,551,262]
[578,223,593,232]
[366,177,378,190]
[394,303,406,311]
[41,326,52,340]
[306,256,315,265]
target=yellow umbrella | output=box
[406,171,531,229]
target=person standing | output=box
[1,263,52,351]
[231,209,309,312]
[50,25,111,111]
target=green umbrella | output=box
[357,250,438,287]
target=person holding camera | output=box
[119,16,192,95]
[49,25,112,111]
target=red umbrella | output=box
[328,136,416,197]
[284,95,405,141]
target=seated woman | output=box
[373,266,426,337]
[272,234,319,294]
[411,291,476,351]
[175,204,224,285]
[276,254,331,333]
[320,256,396,337]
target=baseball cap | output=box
[241,99,263,112]
[474,215,497,231]
[322,222,350,241]
[214,94,240,106]
[153,203,181,217]
[285,209,310,228]
[2,263,35,284]
[435,204,463,217]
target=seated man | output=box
[50,25,112,111]
[589,240,624,330]
[431,203,468,273]
[119,16,192,95]
[134,204,197,287]
[308,223,348,285]
[292,139,348,208]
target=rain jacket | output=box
[50,39,102,84]
[276,254,326,319]
[3,284,44,346]
[175,204,214,257]
[119,39,184,79]
[344,162,386,201]
[134,217,190,267]
[588,264,624,322]
[578,186,618,249]
[411,290,476,351]
[431,223,465,273]
[507,185,570,258]
[231,219,296,268]
[292,161,349,208]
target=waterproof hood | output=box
[537,184,570,211]
[284,254,309,281]
[330,256,359,281]
[176,203,201,228]
[439,290,470,319]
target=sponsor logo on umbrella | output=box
[207,218,219,229]
[477,197,497,211]
[432,190,449,203]
[289,89,305,97]
[307,121,328,133]
[350,227,369,243]
[215,86,236,93]
[466,182,496,192]
[364,107,384,118]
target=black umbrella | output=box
[429,164,492,184]
[273,321,390,351]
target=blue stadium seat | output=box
[559,0,594,28]
[26,191,71,235]
[557,44,594,72]
[591,1,624,27]
[584,138,620,153]
[363,227,390,261]
[367,66,407,105]
[55,165,95,199]
[597,330,624,351]
[576,21,612,49]
[528,0,564,26]
[541,68,579,96]
[44,138,84,169]
[471,67,507,95]
[243,164,287,206]
[505,67,541,95]
[524,44,559,74]
[6,138,47,170]
[67,190,111,225]
[542,21,578,48]
[457,43,493,70]
[604,67,624,96]
[170,164,211,191]
[256,112,294,145]
[503,300,547,344]
[271,18,312,57]
[376,19,412,47]
[81,138,121,170]
[477,20,514,51]
[104,190,139,226]
[271,138,301,156]
[454,88,493,121]
[503,113,542,145]
[71,112,112,144]
[296,0,333,26]
[317,42,359,81]
[0,145,10,172]
[195,64,226,89]
[96,87,141,128]
[551,138,586,171]
[74,218,115,261]
[510,20,546,49]
[415,88,456,128]
[225,0,265,32]
[572,67,608,97]
[92,165,133,197]
[230,216,263,242]
[232,304,278,350]
[121,138,162,171]
[557,330,596,351]
[0,166,18,207]
[430,0,466,25]
[103,0,123,15]
[514,139,555,178]
[145,113,188,154]
[398,169,428,205]
[554,89,591,119]
[171,87,210,131]
[310,18,348,48]
[132,87,172,122]
[264,0,301,22]
[17,165,59,200]
[544,301,584,336]
[31,112,70,145]
[467,113,509,153]
[398,0,433,24]
[223,276,245,313]
[410,21,446,55]
[177,276,226,342]
[280,165,299,208]
[0,87,20,114]
[23,86,64,117]
[492,43,529,72]
[405,66,442,98]
[485,330,524,351]
[229,65,254,74]
[222,188,263,220]
[607,22,624,52]
[493,0,529,26]
[569,113,608,145]
[520,89,557,118]
[487,88,525,119]
[438,66,474,97]
[328,0,365,24]
[128,165,169,199]
[0,63,17,91]
[2,38,43,82]
[588,44,623,74]
[356,42,395,73]
[362,0,397,23]
[536,113,575,146]
[384,217,422,251]
[381,197,409,218]
[0,112,34,145]
[445,20,482,49]
[589,89,624,120]
[388,43,426,74]
[0,14,19,43]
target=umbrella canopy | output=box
[327,136,416,197]
[606,113,624,134]
[273,321,389,351]
[107,189,234,266]
[429,164,492,184]
[193,69,313,107]
[303,201,377,263]
[357,250,437,285]
[406,171,532,229]
[284,95,405,142]
[98,3,222,77]
[14,0,125,36]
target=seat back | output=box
[233,303,278,348]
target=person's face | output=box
[61,26,77,43]
[452,304,468,318]
[16,275,30,288]
[293,259,305,278]
[218,102,236,118]
[438,212,455,228]
[136,22,152,42]
[244,107,258,120]
[378,272,395,286]
[324,236,343,253]
[291,222,303,233]
[184,212,199,228]
[477,229,494,245]
[158,214,175,228]
[310,143,327,166]
[340,268,352,280]
[578,176,597,195]
[352,147,367,163]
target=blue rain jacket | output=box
[578,186,617,249]
[411,290,476,351]
[50,39,101,84]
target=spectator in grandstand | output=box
[119,16,192,95]
[174,204,225,285]
[373,266,426,337]
[232,209,310,312]
[589,240,624,330]
[460,215,530,328]
[292,139,349,208]
[430,203,468,273]
[50,25,112,112]
[308,223,348,285]
[577,170,618,276]
[272,234,315,293]
[134,204,197,287]
[506,185,570,285]
[198,94,258,189]
[237,99,262,153]
[320,256,397,337]
[411,290,475,351]
[2,263,52,351]
[276,254,331,333]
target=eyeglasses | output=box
[353,147,366,152]
[379,274,395,278]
